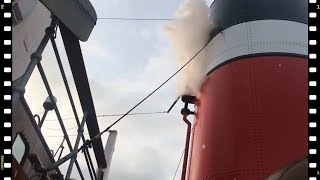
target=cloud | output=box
[109,147,168,180]
[140,28,152,41]
[81,39,118,62]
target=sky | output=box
[25,0,214,179]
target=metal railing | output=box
[13,15,98,180]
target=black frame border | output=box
[308,0,319,179]
[1,0,12,179]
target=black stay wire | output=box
[44,111,168,122]
[99,39,212,135]
[58,38,213,162]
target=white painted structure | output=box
[12,0,51,81]
[97,130,118,180]
[201,20,308,76]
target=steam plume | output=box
[164,0,214,96]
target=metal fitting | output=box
[31,52,42,63]
[181,108,194,116]
[77,127,84,134]
[45,26,56,37]
[12,87,26,96]
[182,95,197,105]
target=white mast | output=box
[97,130,118,180]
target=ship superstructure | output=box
[12,1,115,179]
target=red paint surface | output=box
[187,56,308,180]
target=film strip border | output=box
[1,0,12,179]
[309,0,320,179]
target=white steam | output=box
[164,0,215,96]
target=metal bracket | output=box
[181,95,197,116]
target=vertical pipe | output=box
[50,36,96,177]
[85,149,97,180]
[36,63,85,180]
[181,114,191,180]
[83,148,96,180]
[65,112,88,179]
[49,36,82,131]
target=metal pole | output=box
[85,149,97,179]
[65,112,88,179]
[50,35,96,178]
[181,114,191,180]
[85,149,97,180]
[38,110,49,128]
[36,63,85,180]
[83,149,95,180]
[12,17,58,106]
[47,148,82,172]
[96,130,118,180]
[46,139,93,172]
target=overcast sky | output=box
[25,0,214,179]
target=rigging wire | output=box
[41,111,169,130]
[42,125,79,131]
[99,39,212,135]
[44,111,168,122]
[172,150,185,180]
[44,133,89,137]
[97,17,174,21]
[50,38,212,162]
[41,110,168,130]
